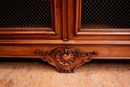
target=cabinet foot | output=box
[34,47,97,73]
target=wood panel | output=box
[0,44,130,58]
[68,0,130,40]
[0,0,62,39]
[0,44,130,73]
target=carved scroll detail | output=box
[34,47,97,73]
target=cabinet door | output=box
[0,0,62,39]
[68,0,130,40]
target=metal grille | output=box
[81,0,130,29]
[1,0,52,28]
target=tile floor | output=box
[0,59,130,87]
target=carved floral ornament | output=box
[34,47,97,73]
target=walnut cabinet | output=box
[0,0,130,73]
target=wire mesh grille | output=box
[81,0,130,29]
[1,0,52,28]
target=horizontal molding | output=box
[0,40,130,45]
[77,31,130,35]
[0,31,56,35]
[0,56,130,59]
[0,28,56,35]
[92,57,130,59]
[77,29,130,35]
[0,56,42,58]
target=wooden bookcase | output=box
[0,0,130,73]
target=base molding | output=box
[0,44,130,73]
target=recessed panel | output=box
[81,0,130,29]
[1,0,52,28]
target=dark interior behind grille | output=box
[81,0,130,29]
[1,0,51,28]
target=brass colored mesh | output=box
[1,0,52,28]
[81,0,130,29]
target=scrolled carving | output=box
[34,47,97,73]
